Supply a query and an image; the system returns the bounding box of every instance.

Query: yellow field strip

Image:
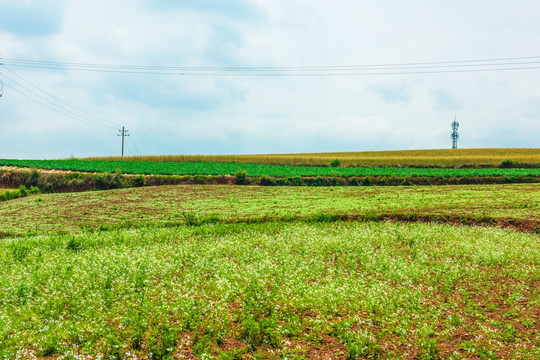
[83,148,540,166]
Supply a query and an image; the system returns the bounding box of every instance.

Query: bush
[133,175,145,187]
[287,176,302,186]
[18,185,28,197]
[349,177,359,186]
[330,159,341,167]
[234,169,248,185]
[258,175,276,186]
[4,190,15,201]
[500,159,516,168]
[361,176,374,186]
[94,172,125,190]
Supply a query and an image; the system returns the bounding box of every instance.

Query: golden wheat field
[85,148,540,166]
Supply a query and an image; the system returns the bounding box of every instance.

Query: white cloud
[1,0,540,158]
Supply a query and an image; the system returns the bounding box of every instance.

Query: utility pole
[117,126,129,157]
[451,115,459,149]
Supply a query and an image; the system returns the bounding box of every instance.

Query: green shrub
[133,175,146,187]
[29,169,41,186]
[500,159,515,168]
[4,190,16,200]
[349,177,359,186]
[94,173,125,190]
[234,169,248,185]
[193,175,208,184]
[259,175,276,186]
[287,176,302,186]
[330,159,341,167]
[18,185,28,197]
[361,176,374,186]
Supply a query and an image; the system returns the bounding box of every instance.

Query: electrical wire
[1,73,117,129]
[2,56,540,76]
[128,136,142,156]
[0,70,120,130]
[125,140,135,156]
[1,81,113,130]
[1,66,121,129]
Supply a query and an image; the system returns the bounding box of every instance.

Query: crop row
[84,147,540,166]
[3,159,540,177]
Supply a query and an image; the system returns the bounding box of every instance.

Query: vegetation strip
[2,159,540,177]
[1,183,538,237]
[1,167,540,198]
[1,222,539,359]
[84,147,540,166]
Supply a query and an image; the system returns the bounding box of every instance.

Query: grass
[83,148,540,166]
[1,164,539,358]
[0,185,40,202]
[0,222,538,359]
[0,183,539,236]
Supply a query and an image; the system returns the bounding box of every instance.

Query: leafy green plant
[133,175,146,187]
[500,159,516,168]
[18,185,28,197]
[234,169,248,185]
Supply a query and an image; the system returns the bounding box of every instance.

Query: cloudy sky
[1,0,539,159]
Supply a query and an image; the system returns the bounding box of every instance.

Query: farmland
[0,183,539,237]
[1,149,540,359]
[2,159,540,178]
[85,147,540,166]
[1,221,539,359]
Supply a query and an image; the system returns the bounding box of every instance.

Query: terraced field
[1,183,539,236]
[1,159,540,177]
[1,151,539,359]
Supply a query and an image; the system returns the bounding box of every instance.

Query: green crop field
[2,159,540,178]
[1,156,540,358]
[1,222,539,359]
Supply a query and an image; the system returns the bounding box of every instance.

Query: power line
[128,136,142,156]
[0,70,119,130]
[1,81,113,130]
[1,56,540,76]
[1,66,121,129]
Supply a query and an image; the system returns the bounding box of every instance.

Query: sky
[1,0,540,159]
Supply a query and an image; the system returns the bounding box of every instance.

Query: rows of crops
[2,159,540,177]
[2,222,539,358]
[85,147,540,166]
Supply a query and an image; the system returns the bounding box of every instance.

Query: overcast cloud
[1,0,539,159]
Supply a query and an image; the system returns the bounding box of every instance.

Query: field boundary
[1,167,540,195]
[2,210,538,239]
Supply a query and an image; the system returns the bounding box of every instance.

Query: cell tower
[451,115,459,149]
